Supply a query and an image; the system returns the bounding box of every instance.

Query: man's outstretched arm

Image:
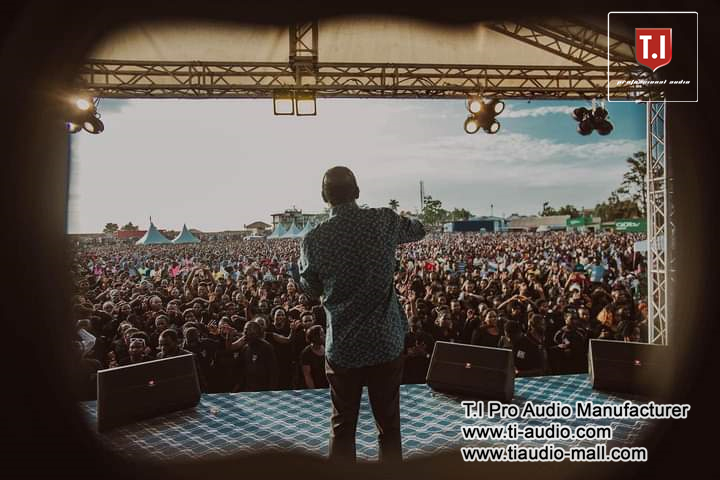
[397,213,426,244]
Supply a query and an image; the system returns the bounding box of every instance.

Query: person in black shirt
[502,320,543,377]
[269,308,294,389]
[550,309,588,374]
[182,326,221,391]
[156,329,192,359]
[119,337,152,365]
[301,325,329,389]
[471,309,501,347]
[227,319,278,392]
[402,315,434,384]
[433,308,461,343]
[460,307,481,344]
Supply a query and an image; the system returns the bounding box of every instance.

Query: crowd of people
[70,230,648,400]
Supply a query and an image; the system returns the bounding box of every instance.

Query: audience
[70,230,648,398]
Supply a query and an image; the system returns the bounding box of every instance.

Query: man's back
[299,202,425,368]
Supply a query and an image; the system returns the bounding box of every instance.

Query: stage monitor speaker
[426,341,514,402]
[589,339,670,398]
[97,353,201,432]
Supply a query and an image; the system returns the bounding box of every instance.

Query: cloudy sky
[67,98,645,233]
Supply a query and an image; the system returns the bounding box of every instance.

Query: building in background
[244,221,272,235]
[443,216,507,233]
[565,216,603,232]
[271,207,327,231]
[507,215,570,232]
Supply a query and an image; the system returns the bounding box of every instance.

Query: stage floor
[80,374,656,461]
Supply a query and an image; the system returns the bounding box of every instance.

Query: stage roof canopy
[91,17,632,67]
[82,16,645,100]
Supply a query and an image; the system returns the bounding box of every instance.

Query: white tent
[135,221,172,245]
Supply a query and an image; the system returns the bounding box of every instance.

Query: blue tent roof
[267,223,287,239]
[298,221,315,238]
[282,221,303,239]
[172,224,200,244]
[136,222,172,245]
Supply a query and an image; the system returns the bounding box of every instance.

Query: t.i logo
[635,28,672,71]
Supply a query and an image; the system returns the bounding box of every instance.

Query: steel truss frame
[76,20,669,343]
[80,61,647,99]
[486,19,636,68]
[647,100,668,345]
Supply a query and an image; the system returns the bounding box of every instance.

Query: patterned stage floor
[80,374,656,461]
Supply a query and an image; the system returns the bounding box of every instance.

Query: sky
[67,98,646,233]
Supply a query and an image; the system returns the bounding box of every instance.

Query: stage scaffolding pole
[646,99,668,345]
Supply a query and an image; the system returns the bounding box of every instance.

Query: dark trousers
[325,355,404,463]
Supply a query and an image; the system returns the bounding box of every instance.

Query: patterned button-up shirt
[299,201,426,368]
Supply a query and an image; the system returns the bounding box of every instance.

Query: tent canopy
[136,221,171,245]
[267,223,287,239]
[282,221,303,239]
[172,224,201,244]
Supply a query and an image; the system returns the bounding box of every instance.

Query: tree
[540,202,557,216]
[121,222,139,231]
[450,208,472,221]
[103,223,119,234]
[593,187,641,221]
[557,205,580,217]
[388,199,399,211]
[420,195,448,227]
[621,151,647,217]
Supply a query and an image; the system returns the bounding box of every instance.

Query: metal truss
[289,21,318,85]
[79,61,647,99]
[486,19,636,68]
[646,99,668,345]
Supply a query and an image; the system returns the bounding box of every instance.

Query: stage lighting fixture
[572,107,589,122]
[484,120,500,134]
[273,90,295,115]
[488,99,505,115]
[467,96,483,114]
[577,118,593,136]
[294,91,317,116]
[67,94,104,135]
[75,97,92,111]
[463,97,504,134]
[571,104,613,136]
[83,115,105,134]
[464,116,481,134]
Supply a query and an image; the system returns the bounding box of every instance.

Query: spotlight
[488,99,505,115]
[75,97,92,111]
[484,120,500,134]
[571,107,589,122]
[66,122,82,133]
[464,116,481,134]
[577,119,593,135]
[467,96,483,114]
[83,116,104,134]
[594,119,613,136]
[294,91,317,116]
[273,90,295,115]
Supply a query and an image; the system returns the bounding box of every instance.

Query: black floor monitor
[96,353,201,432]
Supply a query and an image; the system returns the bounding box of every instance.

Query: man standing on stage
[299,166,426,463]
